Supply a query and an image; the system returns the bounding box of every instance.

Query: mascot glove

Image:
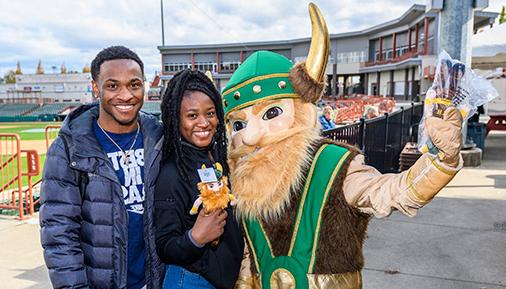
[425,107,463,167]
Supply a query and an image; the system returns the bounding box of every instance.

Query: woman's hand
[191,209,227,246]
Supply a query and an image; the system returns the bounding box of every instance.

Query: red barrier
[45,125,61,150]
[22,149,40,216]
[30,125,60,209]
[0,134,24,219]
[0,134,42,219]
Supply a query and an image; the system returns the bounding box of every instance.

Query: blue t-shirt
[319,115,336,130]
[93,121,145,289]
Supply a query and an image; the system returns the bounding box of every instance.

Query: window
[164,63,191,72]
[394,81,405,95]
[335,51,366,64]
[220,61,241,72]
[196,62,216,72]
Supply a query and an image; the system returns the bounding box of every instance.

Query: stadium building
[158,4,498,101]
[0,62,92,121]
[0,62,93,104]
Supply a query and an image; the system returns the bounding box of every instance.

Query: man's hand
[191,209,227,246]
[425,107,463,167]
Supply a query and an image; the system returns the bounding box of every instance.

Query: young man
[40,46,164,289]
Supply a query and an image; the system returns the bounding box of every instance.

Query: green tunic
[243,144,351,289]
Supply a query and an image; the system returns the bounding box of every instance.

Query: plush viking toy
[223,3,463,289]
[190,162,236,216]
[190,162,236,246]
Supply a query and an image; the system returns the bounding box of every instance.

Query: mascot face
[227,98,295,154]
[225,97,319,220]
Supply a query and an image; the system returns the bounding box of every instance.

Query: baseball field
[0,122,61,188]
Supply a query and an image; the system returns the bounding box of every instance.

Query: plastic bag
[418,50,498,154]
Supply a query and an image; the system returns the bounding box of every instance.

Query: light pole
[160,0,165,46]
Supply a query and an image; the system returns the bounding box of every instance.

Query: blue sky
[0,0,503,82]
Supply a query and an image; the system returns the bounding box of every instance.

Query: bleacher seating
[0,102,160,120]
[141,102,161,115]
[0,104,39,116]
[25,103,80,116]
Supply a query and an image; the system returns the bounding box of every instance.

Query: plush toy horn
[205,70,214,82]
[289,2,330,103]
[215,162,223,174]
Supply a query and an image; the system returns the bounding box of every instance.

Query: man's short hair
[91,46,144,81]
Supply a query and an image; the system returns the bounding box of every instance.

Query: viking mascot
[223,4,463,289]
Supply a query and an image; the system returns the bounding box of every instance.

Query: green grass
[0,123,55,214]
[0,154,46,189]
[0,122,61,140]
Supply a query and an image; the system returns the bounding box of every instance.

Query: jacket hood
[60,101,162,166]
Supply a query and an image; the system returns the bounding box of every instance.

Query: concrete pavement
[0,131,505,289]
[363,131,506,289]
[0,216,50,289]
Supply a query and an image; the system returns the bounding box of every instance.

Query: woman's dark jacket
[154,142,244,289]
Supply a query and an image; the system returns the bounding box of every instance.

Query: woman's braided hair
[161,69,229,178]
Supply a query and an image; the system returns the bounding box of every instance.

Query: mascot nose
[241,119,264,146]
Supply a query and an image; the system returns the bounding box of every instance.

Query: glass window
[394,81,405,95]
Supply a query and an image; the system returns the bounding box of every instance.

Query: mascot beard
[228,98,322,221]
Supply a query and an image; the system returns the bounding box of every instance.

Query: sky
[0,0,504,82]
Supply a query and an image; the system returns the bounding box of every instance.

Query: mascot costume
[223,4,463,289]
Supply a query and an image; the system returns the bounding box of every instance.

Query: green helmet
[222,51,297,118]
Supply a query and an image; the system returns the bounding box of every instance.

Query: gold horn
[305,3,330,83]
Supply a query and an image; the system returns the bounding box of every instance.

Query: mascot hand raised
[425,107,463,167]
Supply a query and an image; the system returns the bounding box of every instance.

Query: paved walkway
[363,130,506,288]
[0,132,504,289]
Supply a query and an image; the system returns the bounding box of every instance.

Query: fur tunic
[247,140,371,274]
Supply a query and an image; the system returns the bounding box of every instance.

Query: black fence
[323,103,423,173]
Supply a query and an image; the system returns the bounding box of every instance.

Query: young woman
[154,69,244,289]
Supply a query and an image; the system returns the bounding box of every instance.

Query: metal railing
[45,125,61,149]
[362,51,420,67]
[30,125,62,209]
[0,134,23,218]
[0,134,41,219]
[323,102,423,173]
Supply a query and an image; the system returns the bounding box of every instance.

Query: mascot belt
[243,145,360,289]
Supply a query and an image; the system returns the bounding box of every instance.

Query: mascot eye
[263,106,283,120]
[233,121,247,132]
